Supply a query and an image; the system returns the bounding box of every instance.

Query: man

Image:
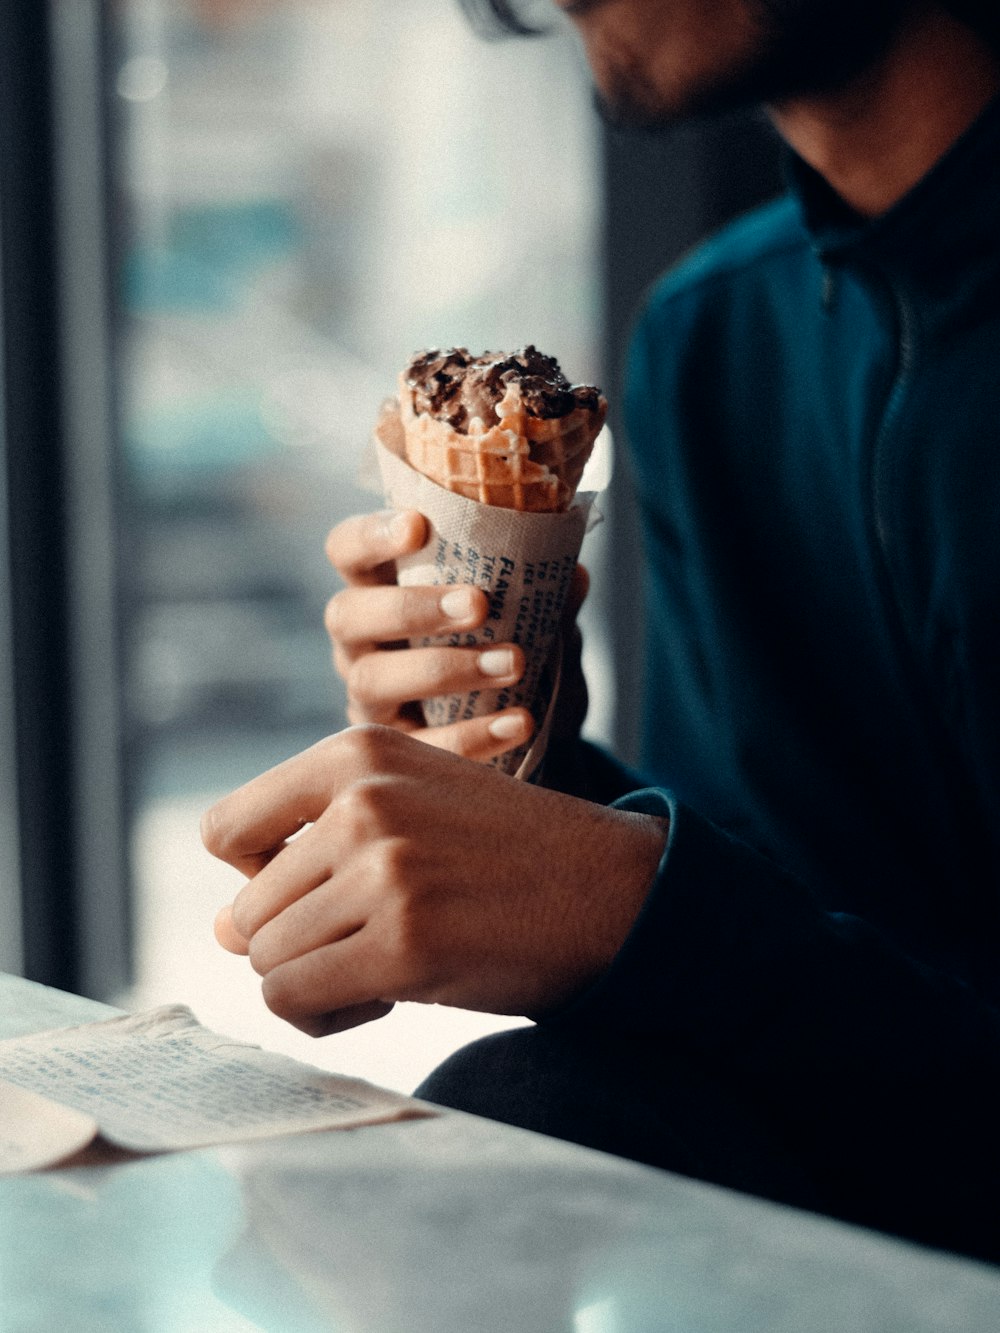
[202,0,1000,1260]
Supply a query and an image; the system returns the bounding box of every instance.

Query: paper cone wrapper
[375,404,599,779]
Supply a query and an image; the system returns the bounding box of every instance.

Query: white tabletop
[1,972,998,1332]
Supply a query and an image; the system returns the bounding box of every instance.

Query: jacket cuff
[539,737,650,805]
[550,788,817,1047]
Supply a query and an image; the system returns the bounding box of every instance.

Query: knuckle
[398,584,441,630]
[421,720,481,760]
[420,649,465,695]
[261,970,296,1021]
[331,720,414,776]
[353,696,405,735]
[336,720,391,767]
[386,509,425,555]
[346,655,382,708]
[398,584,429,628]
[324,516,360,572]
[366,832,409,886]
[246,933,272,977]
[335,775,392,839]
[324,592,349,642]
[333,643,354,682]
[200,804,233,859]
[229,894,258,944]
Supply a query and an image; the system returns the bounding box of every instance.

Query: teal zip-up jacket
[551,96,1000,1259]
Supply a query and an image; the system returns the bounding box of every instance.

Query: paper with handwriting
[0,1004,431,1173]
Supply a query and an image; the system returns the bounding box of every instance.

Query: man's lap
[414,1022,824,1214]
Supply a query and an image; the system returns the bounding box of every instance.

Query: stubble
[590,0,918,130]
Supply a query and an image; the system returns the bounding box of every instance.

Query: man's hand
[324,509,591,767]
[202,726,668,1036]
[325,509,534,764]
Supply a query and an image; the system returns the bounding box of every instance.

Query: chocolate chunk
[403,346,601,429]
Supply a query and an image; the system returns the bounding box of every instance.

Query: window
[2,0,777,1086]
[113,0,602,1086]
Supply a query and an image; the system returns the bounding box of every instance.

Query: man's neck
[768,6,1000,218]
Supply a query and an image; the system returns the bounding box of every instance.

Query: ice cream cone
[398,390,568,511]
[396,348,606,513]
[378,346,605,778]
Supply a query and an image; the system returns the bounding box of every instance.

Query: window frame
[0,0,131,997]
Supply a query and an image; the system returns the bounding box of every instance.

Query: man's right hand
[324,509,535,764]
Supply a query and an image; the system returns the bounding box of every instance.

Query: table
[2,973,998,1332]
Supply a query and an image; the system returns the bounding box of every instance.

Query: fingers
[325,582,488,655]
[201,733,360,875]
[201,728,460,1038]
[345,643,525,725]
[325,570,502,734]
[286,1000,396,1039]
[203,725,437,879]
[231,843,403,1035]
[230,835,340,945]
[415,707,533,762]
[261,929,404,1035]
[235,878,397,1035]
[214,904,249,955]
[325,509,427,587]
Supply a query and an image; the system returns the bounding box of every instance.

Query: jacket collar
[787,92,1000,308]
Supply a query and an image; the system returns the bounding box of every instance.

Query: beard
[593,0,918,130]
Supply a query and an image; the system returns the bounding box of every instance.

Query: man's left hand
[201,726,668,1035]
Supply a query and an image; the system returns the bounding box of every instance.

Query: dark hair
[459,0,1000,49]
[456,0,541,38]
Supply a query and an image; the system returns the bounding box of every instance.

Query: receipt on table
[0,1079,98,1173]
[0,1005,432,1172]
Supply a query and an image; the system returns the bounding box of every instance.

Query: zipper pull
[820,265,837,313]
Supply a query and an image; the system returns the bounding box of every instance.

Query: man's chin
[589,67,688,133]
[590,77,753,134]
[592,86,673,132]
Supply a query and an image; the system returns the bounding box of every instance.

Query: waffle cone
[398,376,606,513]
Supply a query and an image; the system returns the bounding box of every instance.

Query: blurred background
[0,0,778,1089]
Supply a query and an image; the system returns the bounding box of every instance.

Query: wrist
[596,807,670,958]
[553,800,669,1002]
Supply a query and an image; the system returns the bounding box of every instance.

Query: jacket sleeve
[540,736,649,806]
[556,787,1000,1262]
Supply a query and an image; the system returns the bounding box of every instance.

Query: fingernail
[478,648,516,678]
[380,510,412,543]
[440,588,476,621]
[489,713,529,741]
